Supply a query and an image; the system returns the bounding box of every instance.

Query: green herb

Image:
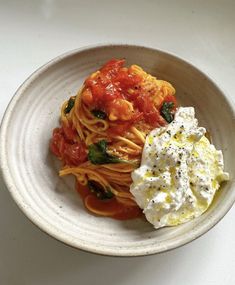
[64,97,75,114]
[91,109,107,120]
[160,102,174,123]
[87,180,114,200]
[88,140,126,164]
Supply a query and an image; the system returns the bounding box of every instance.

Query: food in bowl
[131,107,229,228]
[50,59,229,227]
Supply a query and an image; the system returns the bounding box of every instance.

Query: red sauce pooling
[77,184,142,220]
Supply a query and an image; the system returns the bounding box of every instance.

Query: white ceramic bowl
[1,44,235,256]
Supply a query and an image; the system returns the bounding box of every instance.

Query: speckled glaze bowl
[0,44,234,256]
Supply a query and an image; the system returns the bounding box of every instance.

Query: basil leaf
[87,180,114,200]
[91,109,107,120]
[88,140,125,164]
[64,97,75,114]
[160,101,174,123]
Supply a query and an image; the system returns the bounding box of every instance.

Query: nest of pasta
[50,59,177,219]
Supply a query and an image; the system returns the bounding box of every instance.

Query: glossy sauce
[82,59,169,130]
[77,184,142,220]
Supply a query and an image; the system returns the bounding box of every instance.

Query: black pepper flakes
[166,130,171,136]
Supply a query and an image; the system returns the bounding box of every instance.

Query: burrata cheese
[130,107,229,228]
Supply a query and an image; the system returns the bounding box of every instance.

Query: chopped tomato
[63,142,87,166]
[89,84,105,103]
[82,59,172,127]
[50,127,87,166]
[50,128,65,158]
[83,59,144,121]
[82,88,93,105]
[133,93,164,127]
[100,59,125,77]
[114,69,142,89]
[62,123,77,142]
[146,111,164,126]
[103,83,122,102]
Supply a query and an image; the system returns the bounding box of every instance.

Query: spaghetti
[50,59,177,220]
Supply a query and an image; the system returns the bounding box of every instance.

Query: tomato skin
[62,123,77,142]
[100,59,125,76]
[115,69,142,89]
[50,127,87,166]
[84,59,176,126]
[82,88,93,105]
[90,84,105,103]
[103,83,122,102]
[83,59,177,128]
[83,59,143,122]
[63,142,87,166]
[50,128,65,158]
[133,94,154,126]
[144,108,166,127]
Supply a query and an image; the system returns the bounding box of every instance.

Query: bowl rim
[0,43,235,257]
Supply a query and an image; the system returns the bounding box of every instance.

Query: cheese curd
[130,107,229,228]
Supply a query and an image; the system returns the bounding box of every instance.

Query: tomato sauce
[77,184,142,220]
[82,59,168,130]
[50,59,177,221]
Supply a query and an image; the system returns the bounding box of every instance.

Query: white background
[0,0,234,284]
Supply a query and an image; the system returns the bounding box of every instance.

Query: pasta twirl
[50,59,176,219]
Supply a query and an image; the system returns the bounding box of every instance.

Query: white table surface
[0,0,234,284]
